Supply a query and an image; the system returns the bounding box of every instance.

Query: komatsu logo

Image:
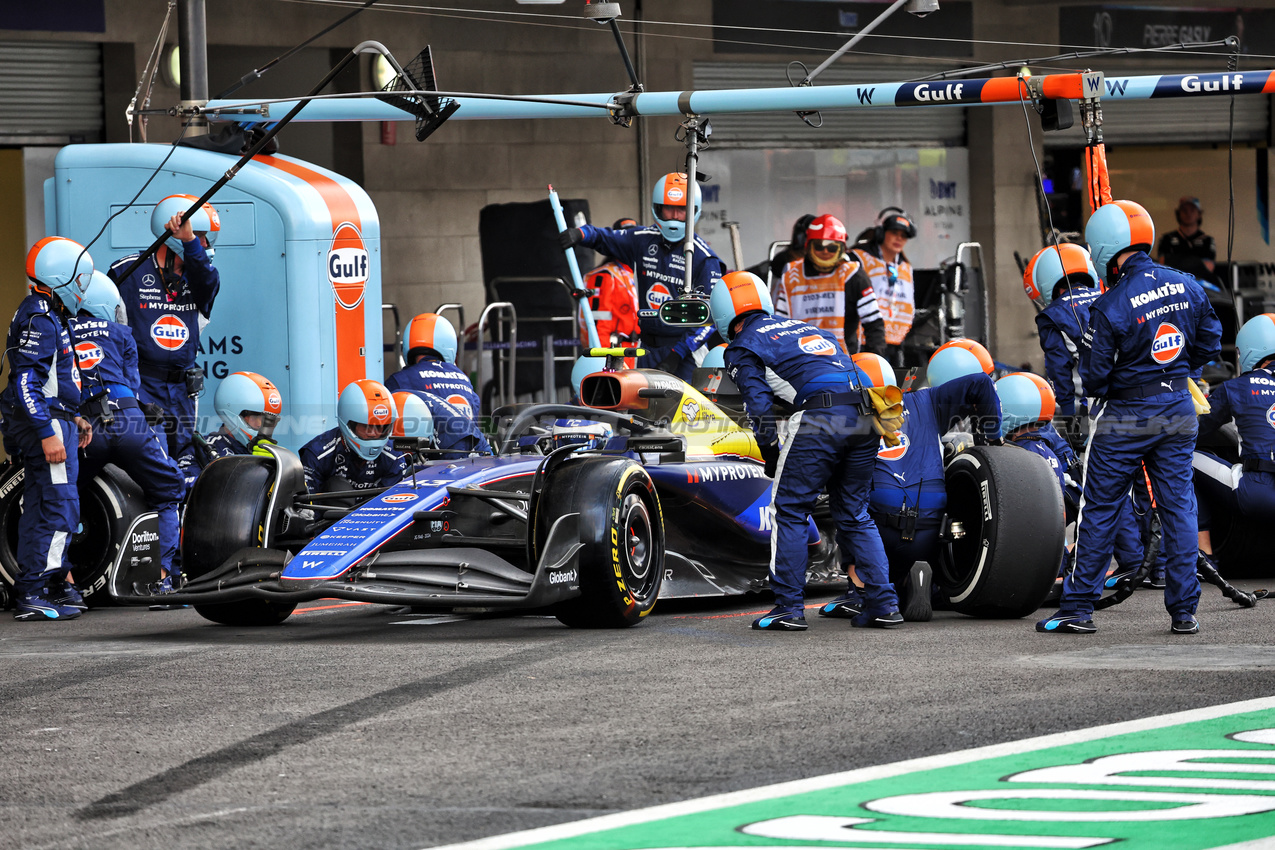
[911,82,964,102]
[328,222,368,309]
[1128,282,1186,307]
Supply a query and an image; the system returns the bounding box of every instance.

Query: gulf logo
[666,186,684,202]
[878,432,909,461]
[446,394,473,418]
[383,493,419,503]
[150,315,190,350]
[1151,322,1184,364]
[1267,403,1275,429]
[74,341,104,371]
[266,391,282,413]
[370,403,392,423]
[327,221,368,310]
[799,334,836,356]
[647,283,672,310]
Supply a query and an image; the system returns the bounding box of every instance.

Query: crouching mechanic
[300,380,407,494]
[71,272,186,595]
[1194,313,1275,572]
[385,313,480,419]
[711,271,901,630]
[1039,200,1222,636]
[1,237,94,619]
[177,371,283,491]
[391,390,492,460]
[559,173,726,380]
[1024,243,1102,424]
[821,346,1000,623]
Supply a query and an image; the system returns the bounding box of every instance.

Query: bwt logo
[328,222,368,310]
[149,315,190,350]
[929,179,957,199]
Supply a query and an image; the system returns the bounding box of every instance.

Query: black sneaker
[48,579,87,611]
[1171,615,1200,635]
[901,562,933,622]
[851,609,903,629]
[752,608,808,631]
[817,591,863,619]
[1036,613,1097,634]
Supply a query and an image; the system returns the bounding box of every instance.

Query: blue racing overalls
[176,429,248,492]
[724,313,898,615]
[399,390,493,459]
[385,359,481,420]
[1064,252,1222,618]
[299,428,408,494]
[1193,366,1275,535]
[1036,286,1100,417]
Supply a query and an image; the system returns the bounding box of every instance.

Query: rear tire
[533,456,664,628]
[938,445,1064,618]
[183,455,296,627]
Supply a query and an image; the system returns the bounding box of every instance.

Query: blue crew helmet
[26,236,93,314]
[571,355,606,400]
[151,194,220,257]
[1084,200,1154,282]
[1236,313,1275,373]
[927,345,986,388]
[402,312,459,364]
[392,391,436,443]
[709,271,773,341]
[80,271,127,323]
[995,372,1056,437]
[337,379,396,461]
[651,172,702,243]
[214,372,283,447]
[701,344,727,370]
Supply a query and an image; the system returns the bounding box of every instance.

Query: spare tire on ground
[938,445,1065,618]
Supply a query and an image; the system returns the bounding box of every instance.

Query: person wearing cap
[1038,200,1222,636]
[1156,196,1219,287]
[852,208,918,365]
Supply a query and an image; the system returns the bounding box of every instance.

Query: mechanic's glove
[140,402,165,427]
[864,386,904,448]
[1189,377,1211,415]
[249,436,277,457]
[656,351,684,374]
[759,441,780,478]
[559,227,585,250]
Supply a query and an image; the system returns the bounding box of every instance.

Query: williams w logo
[1106,78,1129,96]
[857,87,874,104]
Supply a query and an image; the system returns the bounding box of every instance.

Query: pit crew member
[300,379,407,494]
[773,214,886,357]
[1039,200,1222,636]
[1,237,93,620]
[71,272,186,595]
[1156,196,1218,287]
[384,312,480,419]
[391,390,492,460]
[177,371,283,490]
[1024,243,1102,420]
[578,220,641,349]
[710,270,900,631]
[559,173,727,380]
[108,195,221,458]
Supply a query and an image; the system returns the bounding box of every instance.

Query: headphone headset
[874,206,918,243]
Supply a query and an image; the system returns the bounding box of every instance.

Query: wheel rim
[620,493,658,602]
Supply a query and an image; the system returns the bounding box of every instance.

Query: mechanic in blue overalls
[560,173,726,380]
[71,272,187,595]
[108,195,221,459]
[820,346,1001,623]
[709,270,900,630]
[1038,200,1222,635]
[391,390,492,460]
[385,313,481,419]
[1,237,93,620]
[177,371,284,491]
[1193,313,1275,572]
[300,379,407,494]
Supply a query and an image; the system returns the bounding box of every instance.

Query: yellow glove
[866,386,905,447]
[251,438,277,457]
[1188,377,1210,416]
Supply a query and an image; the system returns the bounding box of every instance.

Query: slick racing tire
[938,445,1065,618]
[534,455,664,628]
[184,455,296,627]
[0,461,149,607]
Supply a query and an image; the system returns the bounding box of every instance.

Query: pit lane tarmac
[2,583,1273,850]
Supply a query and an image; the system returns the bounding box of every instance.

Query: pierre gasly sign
[434,697,1275,850]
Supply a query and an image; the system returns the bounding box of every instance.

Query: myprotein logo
[327,222,368,310]
[1151,322,1185,364]
[878,432,910,461]
[149,315,190,350]
[647,283,672,310]
[382,493,418,503]
[446,393,473,419]
[799,335,836,356]
[74,342,104,371]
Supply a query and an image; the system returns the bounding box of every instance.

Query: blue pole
[549,185,600,350]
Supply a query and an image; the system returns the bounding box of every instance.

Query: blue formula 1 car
[107,368,842,627]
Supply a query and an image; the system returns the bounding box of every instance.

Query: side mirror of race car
[659,298,711,327]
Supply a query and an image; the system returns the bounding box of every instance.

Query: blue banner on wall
[0,2,106,33]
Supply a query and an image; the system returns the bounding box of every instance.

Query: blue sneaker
[48,579,87,611]
[14,590,81,621]
[752,608,808,631]
[1171,615,1200,635]
[851,608,903,629]
[818,590,863,619]
[147,575,190,611]
[1036,613,1097,634]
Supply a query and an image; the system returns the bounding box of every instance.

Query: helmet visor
[809,240,843,254]
[654,204,687,222]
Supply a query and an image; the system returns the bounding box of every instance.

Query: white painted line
[390,615,468,626]
[426,696,1275,850]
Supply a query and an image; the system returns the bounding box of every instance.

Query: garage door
[0,41,104,143]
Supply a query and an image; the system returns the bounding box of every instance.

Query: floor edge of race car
[426,695,1275,850]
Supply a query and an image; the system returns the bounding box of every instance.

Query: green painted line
[431,697,1275,850]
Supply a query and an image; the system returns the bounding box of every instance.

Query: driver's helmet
[1024,243,1100,306]
[151,194,220,257]
[337,379,396,461]
[80,271,128,325]
[701,343,727,370]
[402,312,458,364]
[851,352,897,388]
[927,342,991,388]
[571,355,606,400]
[391,391,436,442]
[214,371,283,447]
[551,418,613,452]
[651,172,702,243]
[996,372,1056,437]
[26,236,93,314]
[709,271,773,341]
[804,214,848,272]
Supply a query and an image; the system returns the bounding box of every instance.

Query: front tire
[533,456,664,628]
